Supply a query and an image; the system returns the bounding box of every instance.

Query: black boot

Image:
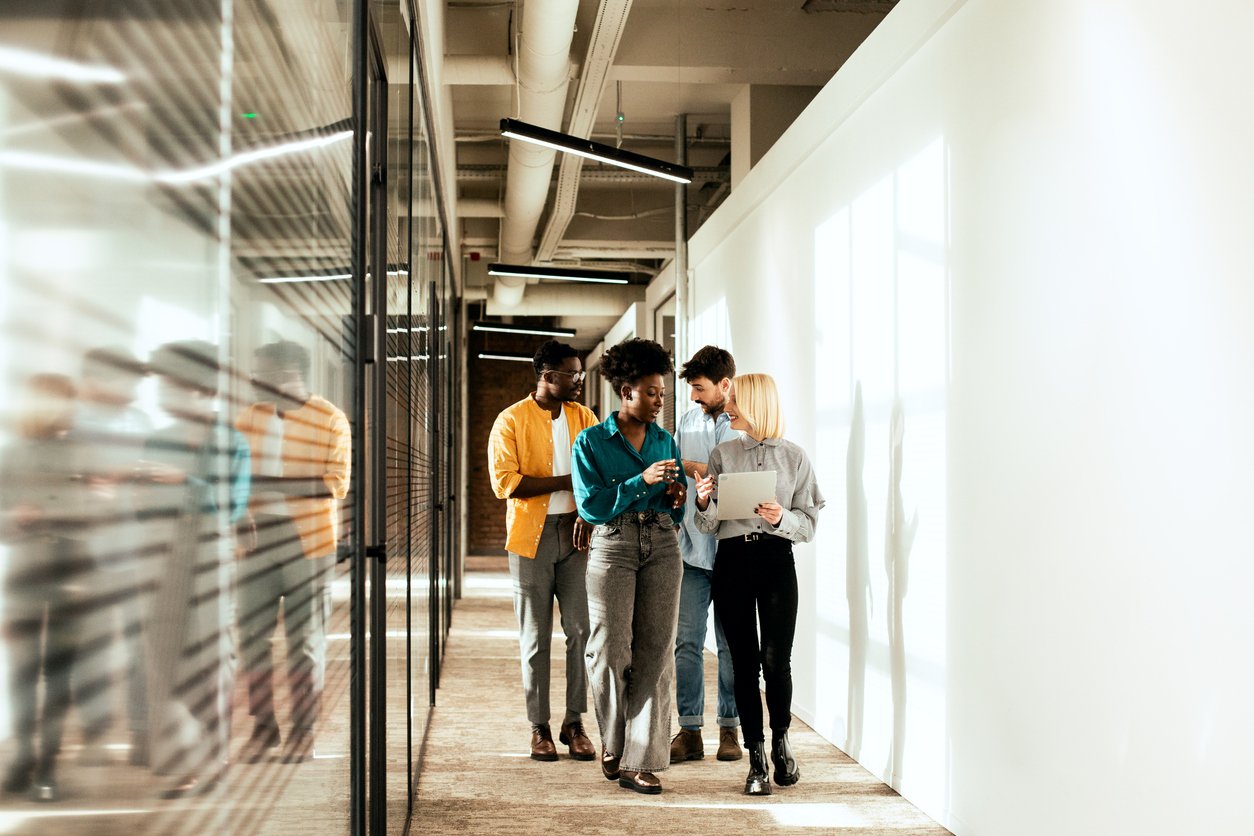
[770,729,800,786]
[744,741,772,796]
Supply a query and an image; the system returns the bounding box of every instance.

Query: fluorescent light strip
[1,131,352,184]
[386,327,429,333]
[159,130,353,183]
[500,126,692,184]
[387,355,430,362]
[258,273,351,284]
[472,324,575,337]
[0,46,125,83]
[488,267,628,284]
[478,353,534,363]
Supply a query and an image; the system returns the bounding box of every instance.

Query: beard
[699,395,726,415]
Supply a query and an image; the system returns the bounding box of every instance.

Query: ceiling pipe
[535,0,636,263]
[444,54,514,85]
[486,283,645,316]
[496,0,581,309]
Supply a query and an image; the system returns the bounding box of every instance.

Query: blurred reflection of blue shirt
[675,407,737,570]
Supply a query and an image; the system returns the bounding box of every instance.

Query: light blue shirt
[674,407,738,570]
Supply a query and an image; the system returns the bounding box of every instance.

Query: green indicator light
[241,113,258,118]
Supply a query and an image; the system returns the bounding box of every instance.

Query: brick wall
[466,331,548,556]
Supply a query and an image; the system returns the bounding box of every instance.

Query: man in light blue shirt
[670,346,742,763]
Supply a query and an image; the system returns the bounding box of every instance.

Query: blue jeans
[674,562,738,730]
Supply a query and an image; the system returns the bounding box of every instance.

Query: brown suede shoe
[558,720,596,761]
[530,725,558,761]
[601,748,621,780]
[619,770,662,794]
[669,728,704,763]
[717,726,743,761]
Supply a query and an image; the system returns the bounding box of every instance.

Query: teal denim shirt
[572,413,687,527]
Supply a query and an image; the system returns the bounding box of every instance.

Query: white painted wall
[688,0,1254,833]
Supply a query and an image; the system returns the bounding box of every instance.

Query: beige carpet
[411,557,950,835]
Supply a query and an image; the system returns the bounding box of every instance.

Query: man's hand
[755,497,784,526]
[573,517,593,551]
[666,480,687,510]
[693,471,715,511]
[642,459,680,486]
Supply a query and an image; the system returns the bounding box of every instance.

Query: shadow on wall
[812,135,947,805]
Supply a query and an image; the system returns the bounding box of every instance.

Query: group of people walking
[489,338,824,795]
[0,339,348,802]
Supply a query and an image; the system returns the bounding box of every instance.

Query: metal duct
[443,54,514,85]
[495,0,581,308]
[486,284,645,317]
[535,0,635,262]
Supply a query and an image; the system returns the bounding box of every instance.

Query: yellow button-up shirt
[236,395,352,559]
[488,395,599,559]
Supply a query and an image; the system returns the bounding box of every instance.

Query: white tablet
[715,471,778,521]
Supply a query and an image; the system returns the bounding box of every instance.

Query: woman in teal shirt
[572,338,686,795]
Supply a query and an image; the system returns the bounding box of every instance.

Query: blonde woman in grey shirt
[692,373,825,796]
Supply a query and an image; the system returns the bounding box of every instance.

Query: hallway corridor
[412,557,950,835]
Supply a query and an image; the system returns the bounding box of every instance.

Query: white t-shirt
[256,411,291,517]
[547,406,576,515]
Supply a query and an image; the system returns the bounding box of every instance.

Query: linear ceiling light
[473,321,576,338]
[478,352,536,363]
[500,118,694,184]
[487,262,630,285]
[258,273,351,284]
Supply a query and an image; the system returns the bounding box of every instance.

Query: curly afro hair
[599,337,674,396]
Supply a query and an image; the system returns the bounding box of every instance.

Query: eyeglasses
[548,370,586,383]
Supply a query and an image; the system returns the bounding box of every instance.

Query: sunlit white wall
[688,0,1254,832]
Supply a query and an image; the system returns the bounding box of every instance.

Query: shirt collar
[738,434,780,449]
[605,412,662,440]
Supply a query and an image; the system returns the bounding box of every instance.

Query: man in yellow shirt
[488,340,599,762]
[235,341,350,764]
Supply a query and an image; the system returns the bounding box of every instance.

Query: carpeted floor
[411,556,951,835]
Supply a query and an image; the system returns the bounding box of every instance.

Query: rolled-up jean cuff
[678,715,703,728]
[717,716,740,728]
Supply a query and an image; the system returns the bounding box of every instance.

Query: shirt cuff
[773,507,801,541]
[622,473,650,501]
[694,502,719,535]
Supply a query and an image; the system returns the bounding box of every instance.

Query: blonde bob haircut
[730,373,785,439]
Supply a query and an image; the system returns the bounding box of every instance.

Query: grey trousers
[508,513,590,726]
[585,511,683,774]
[238,515,330,732]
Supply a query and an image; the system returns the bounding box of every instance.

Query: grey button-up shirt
[675,407,738,570]
[695,435,825,543]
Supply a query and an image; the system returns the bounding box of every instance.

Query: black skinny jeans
[711,535,798,745]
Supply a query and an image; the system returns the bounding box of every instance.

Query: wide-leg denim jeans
[585,511,683,774]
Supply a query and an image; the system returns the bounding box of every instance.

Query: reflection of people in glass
[487,340,598,763]
[142,341,249,798]
[0,374,87,802]
[694,373,825,796]
[234,341,350,763]
[572,338,687,795]
[71,347,154,767]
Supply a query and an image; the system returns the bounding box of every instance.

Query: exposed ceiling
[446,0,890,343]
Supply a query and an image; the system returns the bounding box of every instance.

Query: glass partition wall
[0,2,457,834]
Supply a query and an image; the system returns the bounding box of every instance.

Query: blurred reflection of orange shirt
[488,397,598,559]
[236,396,350,559]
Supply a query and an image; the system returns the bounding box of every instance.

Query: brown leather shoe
[558,720,596,761]
[618,770,662,794]
[601,747,621,780]
[669,728,704,763]
[717,726,743,761]
[530,725,558,762]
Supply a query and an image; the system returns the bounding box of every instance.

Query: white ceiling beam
[534,0,636,263]
[609,65,835,86]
